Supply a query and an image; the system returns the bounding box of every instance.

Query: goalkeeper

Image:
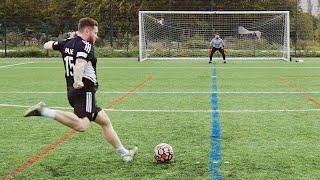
[209,35,226,64]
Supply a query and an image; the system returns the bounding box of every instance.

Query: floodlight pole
[3,0,7,57]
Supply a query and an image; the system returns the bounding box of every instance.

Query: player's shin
[41,107,56,118]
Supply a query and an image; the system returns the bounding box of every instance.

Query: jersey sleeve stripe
[76,52,88,58]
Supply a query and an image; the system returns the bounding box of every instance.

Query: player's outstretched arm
[43,41,55,50]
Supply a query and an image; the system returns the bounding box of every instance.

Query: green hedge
[2,46,320,58]
[95,48,139,57]
[0,46,139,58]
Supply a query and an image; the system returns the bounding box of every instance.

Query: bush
[95,48,139,57]
[6,32,24,46]
[0,46,47,57]
[0,46,139,58]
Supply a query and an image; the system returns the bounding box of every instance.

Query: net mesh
[139,11,290,61]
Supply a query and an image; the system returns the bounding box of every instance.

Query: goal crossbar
[139,11,290,14]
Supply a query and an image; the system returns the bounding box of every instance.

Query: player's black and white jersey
[52,36,98,88]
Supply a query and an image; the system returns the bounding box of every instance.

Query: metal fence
[1,0,320,57]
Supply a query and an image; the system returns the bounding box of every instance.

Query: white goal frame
[139,11,290,61]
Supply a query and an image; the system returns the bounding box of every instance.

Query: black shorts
[67,85,101,121]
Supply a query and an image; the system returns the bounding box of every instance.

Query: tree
[49,0,77,36]
[0,0,313,50]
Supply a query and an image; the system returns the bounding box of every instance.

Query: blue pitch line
[210,62,222,180]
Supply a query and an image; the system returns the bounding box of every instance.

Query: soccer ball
[154,143,174,163]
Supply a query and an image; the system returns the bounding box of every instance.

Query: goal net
[139,11,290,61]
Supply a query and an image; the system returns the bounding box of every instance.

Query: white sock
[41,108,55,118]
[117,146,129,157]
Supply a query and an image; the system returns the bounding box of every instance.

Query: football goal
[139,11,290,61]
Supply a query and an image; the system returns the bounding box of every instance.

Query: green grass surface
[0,58,320,179]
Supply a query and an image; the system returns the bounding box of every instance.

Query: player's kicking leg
[94,110,138,162]
[24,102,91,132]
[24,102,138,162]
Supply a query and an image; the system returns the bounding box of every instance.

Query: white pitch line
[0,103,72,110]
[0,62,34,69]
[1,103,320,113]
[4,66,212,69]
[9,66,320,69]
[221,109,320,113]
[217,67,320,69]
[103,109,320,113]
[208,91,320,94]
[103,109,212,113]
[2,91,320,94]
[0,92,66,94]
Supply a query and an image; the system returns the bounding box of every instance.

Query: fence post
[109,0,113,48]
[3,0,7,57]
[295,0,298,57]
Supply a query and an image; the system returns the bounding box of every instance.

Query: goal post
[139,11,290,61]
